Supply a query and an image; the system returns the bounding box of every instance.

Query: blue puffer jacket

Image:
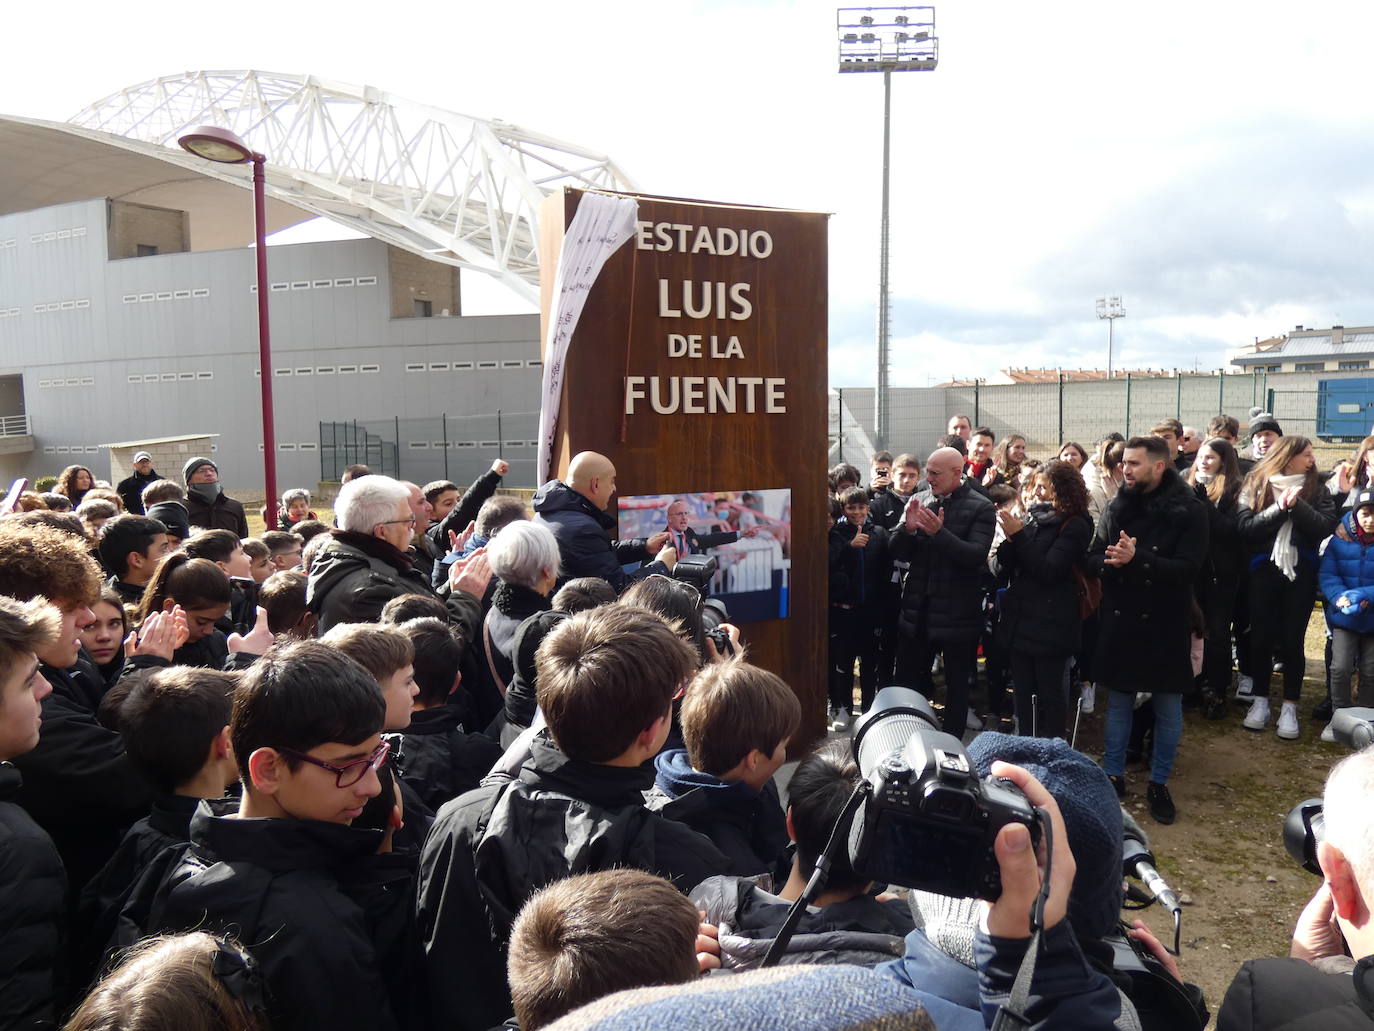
[1319,511,1374,634]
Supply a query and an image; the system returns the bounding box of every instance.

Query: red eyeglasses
[276,740,390,788]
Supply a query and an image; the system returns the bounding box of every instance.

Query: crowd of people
[0,431,1371,1030]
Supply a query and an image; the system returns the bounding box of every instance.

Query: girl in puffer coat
[1317,488,1374,742]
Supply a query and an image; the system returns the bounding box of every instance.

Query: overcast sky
[5,0,1372,386]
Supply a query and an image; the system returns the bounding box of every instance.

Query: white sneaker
[1276,703,1300,740]
[831,707,850,732]
[1236,674,1255,701]
[1243,697,1271,730]
[966,711,984,731]
[1079,683,1096,715]
[1321,722,1338,744]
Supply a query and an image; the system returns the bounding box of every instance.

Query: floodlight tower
[1096,295,1126,379]
[838,6,938,450]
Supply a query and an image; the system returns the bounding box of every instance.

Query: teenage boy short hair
[551,577,616,614]
[893,453,920,471]
[0,521,102,608]
[259,571,310,635]
[182,529,240,565]
[230,641,385,783]
[475,495,530,539]
[300,534,330,574]
[682,659,800,778]
[241,538,269,565]
[319,623,414,683]
[397,617,463,707]
[98,515,169,580]
[987,483,1017,507]
[291,519,331,543]
[508,869,700,1031]
[537,605,696,763]
[1150,418,1183,439]
[379,592,451,626]
[113,668,238,793]
[422,480,458,505]
[839,487,869,510]
[0,595,61,696]
[260,531,300,560]
[788,739,867,894]
[140,480,185,508]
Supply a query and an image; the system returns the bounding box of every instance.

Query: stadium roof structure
[0,70,638,302]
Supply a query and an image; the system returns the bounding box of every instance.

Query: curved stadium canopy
[0,70,637,302]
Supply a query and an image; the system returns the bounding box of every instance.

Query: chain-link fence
[832,370,1373,463]
[320,410,541,487]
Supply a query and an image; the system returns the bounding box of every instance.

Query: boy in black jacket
[129,641,421,1031]
[392,617,502,811]
[0,595,68,1030]
[646,657,798,884]
[0,521,154,893]
[828,487,891,728]
[417,604,730,1031]
[76,666,239,985]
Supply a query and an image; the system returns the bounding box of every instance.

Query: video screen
[617,488,792,622]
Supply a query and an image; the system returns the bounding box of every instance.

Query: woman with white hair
[483,516,557,692]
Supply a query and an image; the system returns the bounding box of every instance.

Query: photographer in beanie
[182,457,249,538]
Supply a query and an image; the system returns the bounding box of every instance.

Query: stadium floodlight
[836,6,939,450]
[1096,295,1126,379]
[178,125,279,528]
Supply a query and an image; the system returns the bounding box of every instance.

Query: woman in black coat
[1235,435,1339,740]
[992,459,1093,739]
[1186,437,1245,719]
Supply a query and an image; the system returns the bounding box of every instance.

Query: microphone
[1121,808,1182,954]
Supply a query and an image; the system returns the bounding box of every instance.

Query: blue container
[1317,378,1374,443]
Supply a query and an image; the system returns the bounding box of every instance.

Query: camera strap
[991,808,1055,1031]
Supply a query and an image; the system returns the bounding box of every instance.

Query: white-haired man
[1218,745,1374,1028]
[307,475,489,634]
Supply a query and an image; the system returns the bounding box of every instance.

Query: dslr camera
[847,687,1039,900]
[1284,798,1325,876]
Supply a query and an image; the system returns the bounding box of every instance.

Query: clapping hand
[125,605,190,661]
[1104,531,1137,567]
[228,606,274,655]
[449,547,492,598]
[996,508,1024,536]
[911,504,945,536]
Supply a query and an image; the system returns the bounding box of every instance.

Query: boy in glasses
[418,604,730,1031]
[126,641,419,1031]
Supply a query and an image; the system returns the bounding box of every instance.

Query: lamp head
[178,125,257,164]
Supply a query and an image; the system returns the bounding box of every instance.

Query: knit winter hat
[1248,413,1283,437]
[146,501,191,540]
[966,732,1124,941]
[182,457,218,485]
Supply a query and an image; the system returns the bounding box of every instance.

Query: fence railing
[0,414,30,437]
[320,410,542,487]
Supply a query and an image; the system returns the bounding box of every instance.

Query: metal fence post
[1218,369,1225,414]
[394,415,401,477]
[1125,374,1132,436]
[1057,373,1064,445]
[974,379,981,427]
[1176,372,1183,419]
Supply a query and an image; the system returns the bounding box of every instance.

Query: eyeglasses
[376,515,417,528]
[645,572,701,601]
[276,740,390,788]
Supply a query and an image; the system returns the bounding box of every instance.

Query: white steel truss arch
[69,70,638,302]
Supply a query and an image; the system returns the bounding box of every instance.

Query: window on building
[1339,360,1370,371]
[412,299,433,318]
[1265,364,1282,372]
[1296,362,1327,372]
[135,244,159,257]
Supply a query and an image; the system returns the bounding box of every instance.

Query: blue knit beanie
[966,732,1123,941]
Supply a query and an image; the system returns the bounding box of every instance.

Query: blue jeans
[1103,691,1183,784]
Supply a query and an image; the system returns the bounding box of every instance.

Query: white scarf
[1258,472,1308,581]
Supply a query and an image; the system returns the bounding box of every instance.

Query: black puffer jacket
[889,481,996,643]
[1084,469,1209,694]
[1218,955,1374,1031]
[394,707,503,813]
[500,610,568,735]
[129,799,422,1031]
[992,506,1093,657]
[828,519,890,608]
[14,665,154,893]
[416,736,730,1031]
[1235,487,1339,561]
[480,582,551,695]
[531,480,662,592]
[427,468,504,563]
[0,763,66,1031]
[691,875,912,969]
[308,530,481,636]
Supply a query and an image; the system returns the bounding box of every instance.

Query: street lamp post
[1095,294,1126,379]
[838,6,938,450]
[178,126,278,529]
